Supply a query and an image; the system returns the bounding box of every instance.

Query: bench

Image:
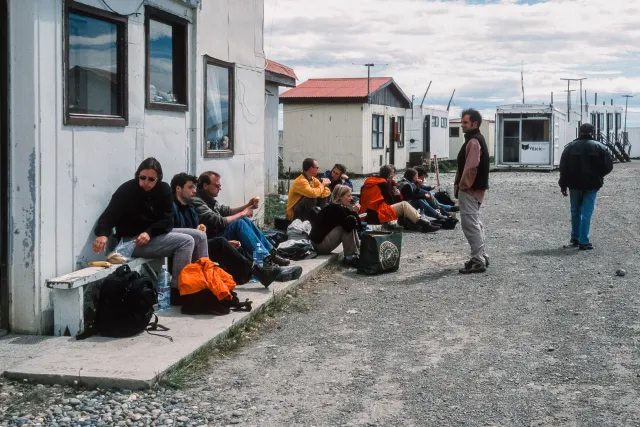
[47,258,161,337]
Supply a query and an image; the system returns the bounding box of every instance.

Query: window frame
[145,6,189,112]
[64,1,128,127]
[441,118,448,128]
[203,55,235,158]
[397,116,405,148]
[372,114,385,149]
[432,116,439,127]
[449,127,460,137]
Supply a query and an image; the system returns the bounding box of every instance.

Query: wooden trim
[145,6,189,112]
[203,55,235,158]
[64,1,129,126]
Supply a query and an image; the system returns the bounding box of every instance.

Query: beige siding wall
[449,120,495,159]
[362,104,409,174]
[282,104,363,174]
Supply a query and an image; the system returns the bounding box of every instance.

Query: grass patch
[156,289,311,390]
[263,195,286,228]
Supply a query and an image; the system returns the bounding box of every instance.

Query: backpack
[96,264,169,339]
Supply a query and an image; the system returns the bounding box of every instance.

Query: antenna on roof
[420,81,432,108]
[521,62,525,104]
[446,89,456,112]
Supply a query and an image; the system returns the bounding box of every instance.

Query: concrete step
[2,253,338,389]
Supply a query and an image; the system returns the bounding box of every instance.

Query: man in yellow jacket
[286,158,331,221]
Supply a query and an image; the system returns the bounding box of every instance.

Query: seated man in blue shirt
[396,168,450,221]
[321,163,354,193]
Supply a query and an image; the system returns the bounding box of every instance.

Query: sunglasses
[139,176,157,182]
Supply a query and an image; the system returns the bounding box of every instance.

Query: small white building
[494,104,578,170]
[406,106,451,165]
[626,127,640,158]
[448,118,496,160]
[280,77,412,175]
[264,60,297,195]
[1,0,267,334]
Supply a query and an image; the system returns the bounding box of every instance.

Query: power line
[561,78,586,122]
[622,94,634,135]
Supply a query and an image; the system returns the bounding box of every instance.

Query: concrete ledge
[3,252,339,389]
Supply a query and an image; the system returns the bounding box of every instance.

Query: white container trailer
[406,105,450,165]
[495,104,578,170]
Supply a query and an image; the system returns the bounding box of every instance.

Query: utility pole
[561,78,586,122]
[623,94,634,135]
[521,62,525,104]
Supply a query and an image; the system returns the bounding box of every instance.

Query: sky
[265,0,639,128]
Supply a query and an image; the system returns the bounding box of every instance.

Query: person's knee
[194,230,207,245]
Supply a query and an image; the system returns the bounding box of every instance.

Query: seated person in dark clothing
[396,168,451,221]
[320,163,354,193]
[191,171,291,267]
[286,158,330,221]
[92,158,208,289]
[309,185,361,267]
[359,165,439,233]
[415,167,459,212]
[171,173,301,287]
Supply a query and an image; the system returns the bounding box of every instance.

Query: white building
[448,118,496,160]
[280,77,412,175]
[264,60,296,195]
[1,0,267,334]
[627,128,640,158]
[406,106,451,165]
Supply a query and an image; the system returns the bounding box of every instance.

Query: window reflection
[206,63,231,151]
[149,19,175,104]
[68,13,119,116]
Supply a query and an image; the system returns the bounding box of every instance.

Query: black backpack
[96,264,169,339]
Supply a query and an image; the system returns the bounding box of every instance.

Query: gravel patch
[2,164,640,426]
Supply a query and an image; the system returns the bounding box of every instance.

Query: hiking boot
[563,239,579,249]
[252,263,281,288]
[275,265,303,282]
[269,250,291,266]
[484,255,490,267]
[459,260,486,274]
[448,206,460,212]
[342,254,359,267]
[417,219,439,233]
[579,243,594,251]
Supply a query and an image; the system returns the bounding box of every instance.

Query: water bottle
[157,265,172,312]
[250,243,268,282]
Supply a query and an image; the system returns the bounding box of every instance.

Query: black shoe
[269,250,291,266]
[563,239,579,249]
[276,265,303,282]
[484,255,490,267]
[579,243,594,251]
[417,219,440,233]
[459,260,486,274]
[448,206,460,213]
[342,254,359,267]
[252,263,281,288]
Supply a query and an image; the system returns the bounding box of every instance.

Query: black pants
[207,237,252,285]
[292,196,328,222]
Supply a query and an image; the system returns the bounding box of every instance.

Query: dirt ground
[2,163,640,427]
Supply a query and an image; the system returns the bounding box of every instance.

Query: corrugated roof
[265,60,298,81]
[280,77,392,99]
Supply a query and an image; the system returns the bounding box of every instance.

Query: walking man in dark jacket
[454,109,490,274]
[559,123,613,250]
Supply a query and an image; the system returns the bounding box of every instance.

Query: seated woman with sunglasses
[92,157,208,290]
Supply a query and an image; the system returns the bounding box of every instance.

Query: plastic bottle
[157,265,172,312]
[250,242,268,282]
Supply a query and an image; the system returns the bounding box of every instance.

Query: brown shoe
[269,251,291,266]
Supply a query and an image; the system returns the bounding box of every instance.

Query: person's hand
[416,178,424,186]
[321,178,331,186]
[249,196,260,209]
[135,232,151,247]
[243,207,254,218]
[393,188,401,196]
[341,174,349,181]
[229,240,241,249]
[561,188,568,197]
[93,236,108,254]
[197,224,207,233]
[352,203,361,213]
[425,193,432,199]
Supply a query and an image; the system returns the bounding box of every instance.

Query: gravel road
[2,163,640,426]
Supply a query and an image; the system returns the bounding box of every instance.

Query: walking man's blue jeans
[569,189,598,245]
[215,217,274,257]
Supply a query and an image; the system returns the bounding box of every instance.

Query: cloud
[266,0,640,126]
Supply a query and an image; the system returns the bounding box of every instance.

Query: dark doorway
[423,115,431,153]
[389,117,395,166]
[1,0,9,329]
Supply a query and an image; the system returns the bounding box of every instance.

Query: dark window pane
[149,19,175,103]
[68,13,119,115]
[206,63,231,151]
[521,119,548,142]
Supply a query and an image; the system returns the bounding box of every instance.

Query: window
[607,113,613,131]
[615,112,622,129]
[65,1,128,126]
[521,119,549,142]
[204,56,235,157]
[372,115,384,149]
[449,127,460,137]
[145,7,188,111]
[432,116,439,127]
[397,117,405,147]
[441,118,448,128]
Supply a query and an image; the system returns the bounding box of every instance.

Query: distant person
[559,123,613,250]
[415,167,459,213]
[396,168,450,221]
[192,171,291,266]
[454,109,490,274]
[321,163,354,192]
[93,158,208,289]
[286,158,331,221]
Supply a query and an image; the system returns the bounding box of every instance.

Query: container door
[502,119,520,163]
[423,115,431,153]
[520,117,551,165]
[553,114,561,166]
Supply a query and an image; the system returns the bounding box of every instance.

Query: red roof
[265,60,298,81]
[280,77,392,99]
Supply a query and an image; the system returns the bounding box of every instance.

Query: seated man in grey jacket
[191,171,291,266]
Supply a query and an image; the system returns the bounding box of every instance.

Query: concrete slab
[3,253,338,389]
